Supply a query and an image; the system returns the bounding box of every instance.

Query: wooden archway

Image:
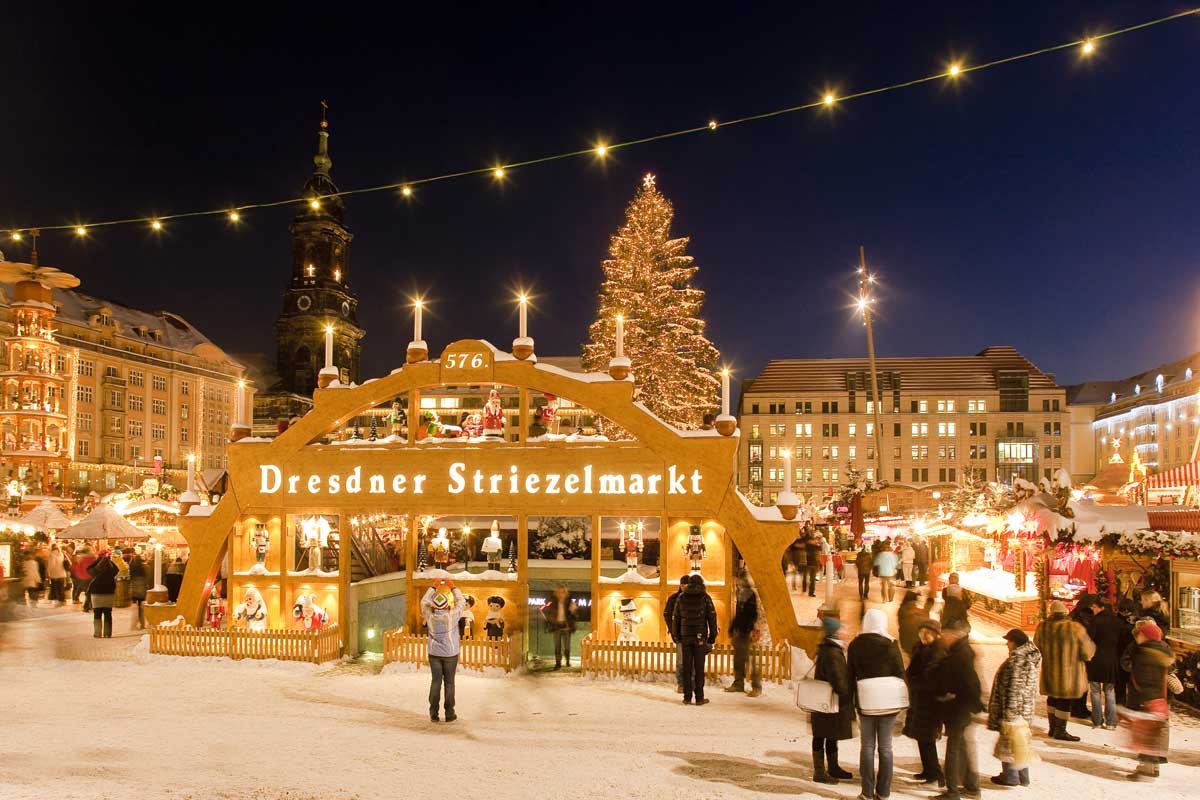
[166,341,819,652]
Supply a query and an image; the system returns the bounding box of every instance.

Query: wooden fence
[149,624,343,664]
[382,627,524,672]
[581,635,791,682]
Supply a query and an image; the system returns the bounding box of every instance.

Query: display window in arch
[289,514,340,576]
[348,513,409,574]
[414,514,518,579]
[527,516,592,565]
[598,516,661,583]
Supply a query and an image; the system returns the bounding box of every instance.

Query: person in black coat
[940,584,969,631]
[803,531,821,597]
[671,574,718,705]
[1085,597,1127,729]
[811,616,854,784]
[913,539,931,585]
[933,619,983,800]
[541,585,578,670]
[904,618,945,786]
[725,573,762,696]
[663,576,688,692]
[86,552,120,639]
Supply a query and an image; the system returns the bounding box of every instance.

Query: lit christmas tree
[506,541,517,574]
[582,174,720,431]
[368,414,378,441]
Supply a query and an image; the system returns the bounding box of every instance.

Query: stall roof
[67,504,150,540]
[19,499,71,531]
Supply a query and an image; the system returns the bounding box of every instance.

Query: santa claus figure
[481,519,503,571]
[540,393,560,436]
[430,527,451,568]
[206,589,226,629]
[234,587,268,631]
[482,388,505,439]
[292,593,328,630]
[249,523,270,574]
[462,412,484,439]
[684,524,706,573]
[623,523,643,571]
[616,598,642,643]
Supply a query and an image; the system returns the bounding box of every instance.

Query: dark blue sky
[2,2,1197,387]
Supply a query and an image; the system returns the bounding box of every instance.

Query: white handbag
[791,645,839,714]
[856,676,908,715]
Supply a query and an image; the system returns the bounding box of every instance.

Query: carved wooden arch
[171,340,819,652]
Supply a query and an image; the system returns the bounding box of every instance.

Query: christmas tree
[582,174,720,431]
[369,414,378,441]
[506,541,517,574]
[416,538,428,572]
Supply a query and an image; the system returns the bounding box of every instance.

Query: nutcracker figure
[458,595,477,639]
[430,527,451,569]
[615,598,642,642]
[249,522,270,574]
[684,524,706,573]
[206,588,226,629]
[482,387,505,439]
[481,519,503,571]
[299,516,328,573]
[623,522,643,571]
[389,400,406,437]
[234,587,268,631]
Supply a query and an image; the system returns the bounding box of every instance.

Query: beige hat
[1049,600,1068,615]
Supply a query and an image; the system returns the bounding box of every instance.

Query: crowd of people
[12,543,156,634]
[796,564,1184,797]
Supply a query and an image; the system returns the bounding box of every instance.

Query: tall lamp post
[857,247,885,483]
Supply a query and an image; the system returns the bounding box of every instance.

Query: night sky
[2,2,1197,389]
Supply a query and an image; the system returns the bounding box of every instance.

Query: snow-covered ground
[1,597,1197,800]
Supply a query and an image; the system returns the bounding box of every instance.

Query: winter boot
[812,749,838,785]
[93,617,102,638]
[1053,716,1081,742]
[724,682,745,693]
[746,687,762,698]
[828,763,852,780]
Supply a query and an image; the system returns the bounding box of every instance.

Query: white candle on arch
[414,300,424,342]
[518,294,528,338]
[615,314,625,359]
[324,325,334,370]
[721,368,731,417]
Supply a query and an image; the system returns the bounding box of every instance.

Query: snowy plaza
[3,582,1198,800]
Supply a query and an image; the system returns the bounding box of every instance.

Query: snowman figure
[615,598,642,643]
[482,387,505,439]
[481,520,504,572]
[430,527,451,569]
[234,586,268,631]
[292,593,328,630]
[684,524,706,573]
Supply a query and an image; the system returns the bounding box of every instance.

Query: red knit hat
[1139,622,1163,642]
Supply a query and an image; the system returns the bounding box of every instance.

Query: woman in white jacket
[421,579,466,723]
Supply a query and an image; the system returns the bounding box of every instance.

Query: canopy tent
[66,503,150,540]
[1148,461,1200,490]
[19,499,71,532]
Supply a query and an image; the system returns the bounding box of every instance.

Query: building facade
[254,116,364,433]
[737,346,1070,509]
[1068,352,1200,488]
[0,287,245,495]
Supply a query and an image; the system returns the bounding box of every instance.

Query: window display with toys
[412,515,519,580]
[598,516,661,582]
[292,514,340,576]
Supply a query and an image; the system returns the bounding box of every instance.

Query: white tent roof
[66,503,150,540]
[19,499,71,531]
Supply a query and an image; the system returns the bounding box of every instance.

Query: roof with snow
[1066,350,1199,407]
[44,288,240,366]
[744,346,1060,394]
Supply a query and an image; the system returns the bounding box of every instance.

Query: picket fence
[581,635,791,682]
[149,623,343,664]
[383,627,524,672]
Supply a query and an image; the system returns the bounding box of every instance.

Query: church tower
[273,110,364,395]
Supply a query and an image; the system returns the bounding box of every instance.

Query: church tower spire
[271,104,364,397]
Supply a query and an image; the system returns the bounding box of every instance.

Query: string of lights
[5,7,1199,243]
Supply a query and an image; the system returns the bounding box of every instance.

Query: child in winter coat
[1121,621,1176,781]
[987,629,1042,787]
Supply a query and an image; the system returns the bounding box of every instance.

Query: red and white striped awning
[1148,461,1200,489]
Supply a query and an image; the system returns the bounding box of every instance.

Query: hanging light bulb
[595,143,608,157]
[493,166,506,179]
[401,185,413,197]
[10,231,22,241]
[150,219,163,231]
[823,93,836,106]
[74,226,88,237]
[309,198,321,210]
[948,63,962,77]
[1082,38,1096,54]
[228,210,241,222]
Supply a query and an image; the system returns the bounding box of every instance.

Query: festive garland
[976,594,1014,615]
